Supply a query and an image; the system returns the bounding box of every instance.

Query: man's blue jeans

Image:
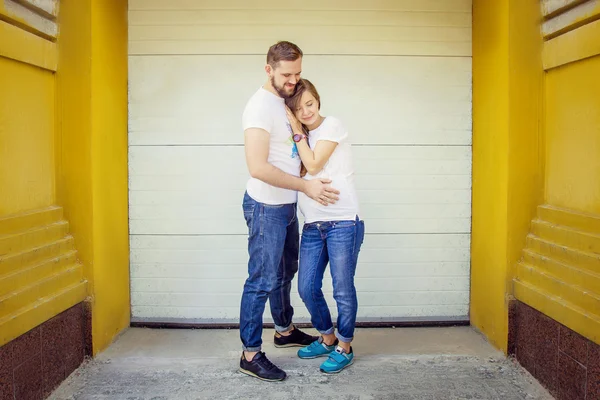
[298,217,365,343]
[240,192,299,352]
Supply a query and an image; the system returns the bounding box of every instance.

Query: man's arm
[245,128,305,191]
[244,128,339,205]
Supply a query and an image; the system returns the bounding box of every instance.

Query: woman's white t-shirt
[298,116,360,223]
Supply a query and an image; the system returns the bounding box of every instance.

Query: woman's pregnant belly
[298,176,359,223]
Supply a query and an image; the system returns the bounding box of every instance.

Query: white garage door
[128,0,472,324]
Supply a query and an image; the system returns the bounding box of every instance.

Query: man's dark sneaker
[274,326,318,348]
[239,352,287,382]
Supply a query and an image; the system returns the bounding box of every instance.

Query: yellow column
[90,0,130,353]
[471,0,510,351]
[56,0,129,355]
[471,0,543,352]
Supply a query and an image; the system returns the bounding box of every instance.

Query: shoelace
[256,353,277,370]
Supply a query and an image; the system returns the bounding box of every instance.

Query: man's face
[268,58,302,98]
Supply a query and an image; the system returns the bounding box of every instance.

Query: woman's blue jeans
[298,216,365,343]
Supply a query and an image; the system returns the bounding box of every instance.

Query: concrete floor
[49,327,553,400]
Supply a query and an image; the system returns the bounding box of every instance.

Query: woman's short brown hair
[267,41,303,68]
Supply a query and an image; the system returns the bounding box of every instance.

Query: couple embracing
[239,41,365,381]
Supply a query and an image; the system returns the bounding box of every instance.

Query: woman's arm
[286,108,338,176]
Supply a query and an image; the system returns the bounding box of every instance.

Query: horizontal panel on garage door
[129,0,472,12]
[129,56,471,146]
[129,0,471,56]
[131,305,470,321]
[130,26,471,44]
[130,234,470,320]
[129,146,471,234]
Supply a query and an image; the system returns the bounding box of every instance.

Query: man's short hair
[267,41,303,68]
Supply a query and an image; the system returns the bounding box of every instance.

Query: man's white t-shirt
[298,116,360,223]
[243,88,301,205]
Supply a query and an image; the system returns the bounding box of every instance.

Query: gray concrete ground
[49,327,553,400]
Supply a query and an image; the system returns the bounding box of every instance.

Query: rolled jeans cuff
[318,327,335,336]
[336,332,353,343]
[274,323,293,333]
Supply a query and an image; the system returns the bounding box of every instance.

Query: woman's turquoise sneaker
[319,346,354,373]
[297,337,337,359]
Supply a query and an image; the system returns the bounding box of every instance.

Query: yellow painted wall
[0,57,55,216]
[506,1,545,299]
[471,0,510,351]
[511,2,600,346]
[89,0,130,353]
[56,0,94,276]
[1,0,128,352]
[56,0,129,354]
[0,6,88,347]
[471,0,544,352]
[513,14,600,345]
[545,56,600,215]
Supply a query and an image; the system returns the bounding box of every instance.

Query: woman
[285,79,365,374]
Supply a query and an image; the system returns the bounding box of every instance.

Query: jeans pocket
[242,197,255,232]
[333,220,356,229]
[243,203,254,218]
[261,203,291,227]
[243,203,254,213]
[358,220,365,245]
[303,222,319,230]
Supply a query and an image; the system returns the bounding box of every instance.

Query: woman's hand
[285,106,304,135]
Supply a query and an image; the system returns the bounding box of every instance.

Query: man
[239,41,339,382]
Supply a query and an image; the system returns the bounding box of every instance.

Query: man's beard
[271,76,294,98]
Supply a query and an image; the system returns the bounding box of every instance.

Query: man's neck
[263,81,281,98]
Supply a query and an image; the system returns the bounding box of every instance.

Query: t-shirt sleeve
[316,117,348,143]
[242,100,273,133]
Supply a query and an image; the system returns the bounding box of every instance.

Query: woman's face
[293,91,320,127]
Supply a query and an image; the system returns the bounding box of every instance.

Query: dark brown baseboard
[509,300,600,400]
[0,303,89,400]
